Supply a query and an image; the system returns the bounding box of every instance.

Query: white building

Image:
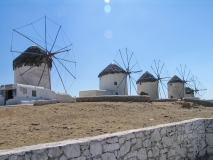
[0,83,75,106]
[98,63,128,95]
[136,71,159,100]
[13,46,51,89]
[167,75,184,99]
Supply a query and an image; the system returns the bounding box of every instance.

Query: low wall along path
[0,118,212,160]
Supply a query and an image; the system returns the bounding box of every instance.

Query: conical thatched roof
[13,46,52,70]
[167,75,183,84]
[136,71,157,84]
[98,63,126,78]
[185,87,194,94]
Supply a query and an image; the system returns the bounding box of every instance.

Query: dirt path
[0,101,212,150]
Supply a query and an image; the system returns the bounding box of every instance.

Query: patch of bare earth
[0,101,212,150]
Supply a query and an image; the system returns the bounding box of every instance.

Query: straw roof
[167,75,183,84]
[98,63,126,78]
[13,46,52,70]
[136,71,157,84]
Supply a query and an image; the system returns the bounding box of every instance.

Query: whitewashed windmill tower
[98,63,128,95]
[13,46,52,89]
[167,75,184,99]
[136,71,158,100]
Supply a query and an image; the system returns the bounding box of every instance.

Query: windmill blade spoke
[11,50,47,56]
[50,26,61,52]
[151,66,158,77]
[38,63,47,86]
[129,75,131,95]
[130,61,138,71]
[45,16,48,53]
[126,48,129,70]
[157,60,160,75]
[54,43,73,53]
[117,75,127,89]
[53,56,76,79]
[54,57,76,63]
[176,67,184,80]
[186,70,191,82]
[178,84,185,98]
[13,29,46,51]
[159,63,165,76]
[52,60,67,93]
[131,70,142,73]
[130,75,138,94]
[51,49,71,55]
[154,60,159,75]
[20,58,45,76]
[128,52,133,67]
[183,65,186,80]
[114,60,125,70]
[119,49,127,70]
[160,80,166,98]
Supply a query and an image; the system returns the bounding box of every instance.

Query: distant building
[167,75,184,99]
[136,71,158,100]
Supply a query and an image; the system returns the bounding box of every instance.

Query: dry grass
[0,101,212,150]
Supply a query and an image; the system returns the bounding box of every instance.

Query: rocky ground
[0,101,212,150]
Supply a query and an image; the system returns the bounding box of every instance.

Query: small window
[114,82,117,85]
[116,92,118,95]
[171,96,173,99]
[170,84,172,86]
[32,90,36,97]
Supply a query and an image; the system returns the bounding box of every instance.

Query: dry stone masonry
[0,118,212,160]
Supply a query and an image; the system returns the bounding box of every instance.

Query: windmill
[113,48,142,95]
[175,64,193,98]
[191,76,207,98]
[10,16,76,94]
[150,59,170,99]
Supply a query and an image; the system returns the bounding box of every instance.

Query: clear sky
[0,0,212,99]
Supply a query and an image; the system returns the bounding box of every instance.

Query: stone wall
[0,118,212,160]
[76,95,150,102]
[184,99,213,107]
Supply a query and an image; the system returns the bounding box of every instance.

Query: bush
[140,91,149,96]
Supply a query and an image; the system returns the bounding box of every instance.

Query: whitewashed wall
[79,90,116,97]
[0,118,212,160]
[137,82,159,100]
[99,73,128,95]
[0,84,75,106]
[168,82,184,99]
[14,64,51,89]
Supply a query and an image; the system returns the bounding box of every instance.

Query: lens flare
[104,5,111,13]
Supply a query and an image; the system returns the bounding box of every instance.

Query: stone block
[63,144,80,158]
[118,140,130,157]
[151,129,161,142]
[137,148,147,160]
[143,139,151,148]
[162,137,172,147]
[103,143,120,152]
[101,153,116,160]
[106,137,118,144]
[206,133,213,147]
[48,147,62,158]
[90,142,102,157]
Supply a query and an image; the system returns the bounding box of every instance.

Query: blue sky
[0,0,212,99]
